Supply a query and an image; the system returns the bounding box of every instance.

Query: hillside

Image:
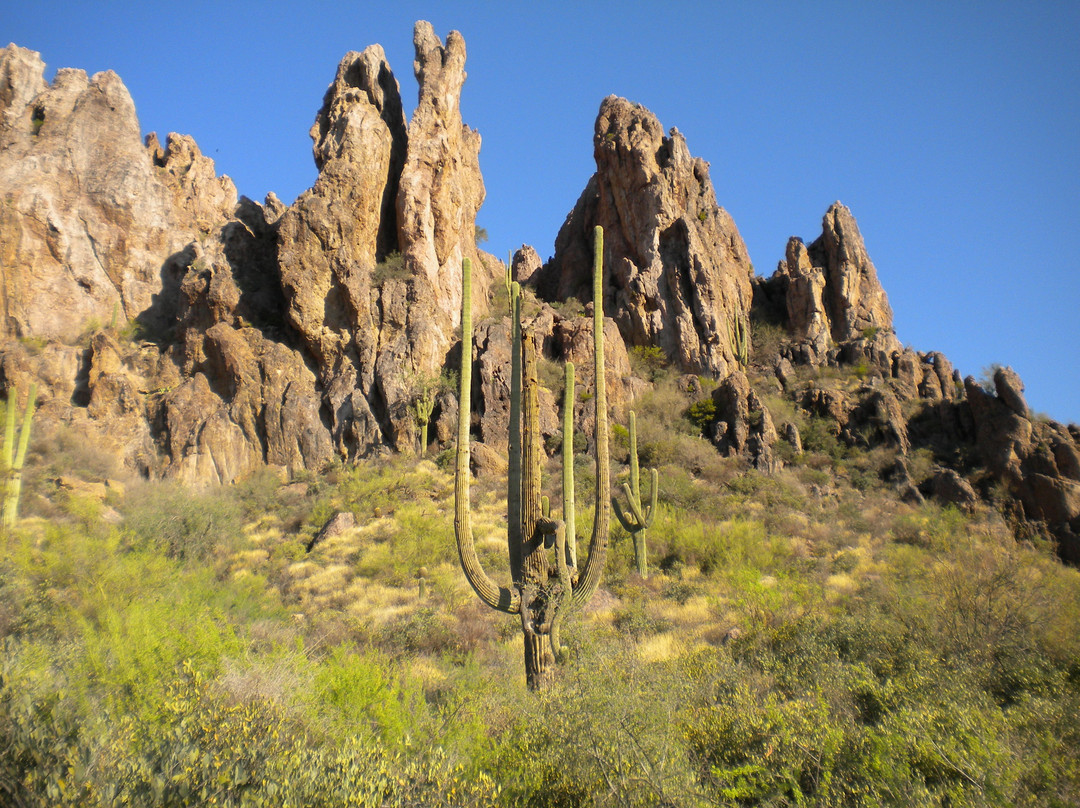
[2,378,1079,804]
[1,21,1079,806]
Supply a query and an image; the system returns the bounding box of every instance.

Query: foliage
[629,344,669,382]
[686,397,717,435]
[372,251,408,284]
[3,328,1080,805]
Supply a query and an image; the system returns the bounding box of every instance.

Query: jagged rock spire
[539,96,754,378]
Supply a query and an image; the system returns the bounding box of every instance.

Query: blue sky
[6,1,1079,423]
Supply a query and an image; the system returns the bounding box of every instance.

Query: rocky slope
[0,29,1077,560]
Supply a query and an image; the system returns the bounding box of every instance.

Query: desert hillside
[1,22,1078,806]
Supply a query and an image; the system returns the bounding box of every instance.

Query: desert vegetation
[1,346,1078,807]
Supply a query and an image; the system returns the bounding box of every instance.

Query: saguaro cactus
[613,411,658,577]
[455,226,610,690]
[2,384,37,528]
[410,387,436,455]
[730,315,749,368]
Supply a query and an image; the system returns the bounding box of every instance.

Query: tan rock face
[275,22,489,458]
[814,203,893,343]
[538,96,754,378]
[0,45,236,343]
[962,372,1080,561]
[771,202,894,354]
[1,28,497,483]
[397,21,490,328]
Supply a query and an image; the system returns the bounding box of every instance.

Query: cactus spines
[505,251,514,316]
[562,361,577,569]
[613,410,658,577]
[454,227,610,690]
[2,384,37,528]
[454,258,520,615]
[730,314,749,368]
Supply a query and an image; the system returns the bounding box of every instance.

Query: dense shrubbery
[1,410,1079,806]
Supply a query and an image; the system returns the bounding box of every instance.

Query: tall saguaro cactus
[2,384,37,528]
[455,227,610,690]
[613,411,658,577]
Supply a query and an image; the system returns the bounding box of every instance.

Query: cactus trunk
[2,385,36,529]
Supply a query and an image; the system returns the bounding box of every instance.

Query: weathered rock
[470,441,508,479]
[0,45,236,343]
[782,422,802,455]
[813,203,893,343]
[512,245,543,286]
[768,203,896,362]
[397,21,491,329]
[538,96,754,377]
[963,373,1080,560]
[891,349,924,401]
[276,23,490,459]
[912,351,959,403]
[928,468,979,512]
[994,366,1028,417]
[777,238,830,358]
[710,371,780,471]
[802,386,851,425]
[306,511,357,552]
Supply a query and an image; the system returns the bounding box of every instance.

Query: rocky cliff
[0,24,499,483]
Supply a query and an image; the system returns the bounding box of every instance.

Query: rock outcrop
[962,369,1080,561]
[0,44,236,344]
[709,371,781,472]
[765,203,896,364]
[277,22,492,458]
[0,26,495,483]
[537,96,754,378]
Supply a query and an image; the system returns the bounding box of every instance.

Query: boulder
[768,203,896,359]
[710,371,780,471]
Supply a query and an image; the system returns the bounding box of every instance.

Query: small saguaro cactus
[613,411,658,577]
[454,226,610,690]
[2,384,37,528]
[417,566,429,600]
[410,387,436,455]
[730,314,749,368]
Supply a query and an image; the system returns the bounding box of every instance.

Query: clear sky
[6,1,1079,424]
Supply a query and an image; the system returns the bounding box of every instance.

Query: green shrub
[123,482,244,562]
[629,345,669,382]
[372,251,408,284]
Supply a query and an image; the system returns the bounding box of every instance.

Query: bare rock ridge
[764,202,897,364]
[0,43,236,344]
[0,24,492,482]
[1,33,1078,562]
[538,96,754,378]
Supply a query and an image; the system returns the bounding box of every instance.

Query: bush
[123,482,244,561]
